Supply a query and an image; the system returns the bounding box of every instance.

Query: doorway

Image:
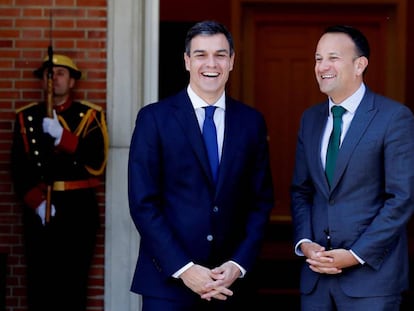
[232,2,401,221]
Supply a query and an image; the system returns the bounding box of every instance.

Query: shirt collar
[329,83,366,114]
[187,85,226,110]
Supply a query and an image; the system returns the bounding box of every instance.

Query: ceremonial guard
[11,54,109,311]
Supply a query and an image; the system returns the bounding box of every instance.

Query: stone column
[105,0,159,310]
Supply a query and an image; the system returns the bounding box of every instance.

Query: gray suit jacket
[291,87,414,297]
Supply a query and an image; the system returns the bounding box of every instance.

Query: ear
[69,77,76,89]
[355,56,368,76]
[229,52,235,72]
[184,52,190,72]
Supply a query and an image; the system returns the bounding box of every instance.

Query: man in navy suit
[128,20,274,310]
[291,24,414,310]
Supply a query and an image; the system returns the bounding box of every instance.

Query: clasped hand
[301,242,359,274]
[180,261,240,301]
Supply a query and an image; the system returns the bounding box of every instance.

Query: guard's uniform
[11,96,108,310]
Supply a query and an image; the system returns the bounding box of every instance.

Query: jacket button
[213,206,219,212]
[206,235,213,241]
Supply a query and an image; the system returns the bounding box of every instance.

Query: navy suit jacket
[128,89,274,300]
[291,87,414,297]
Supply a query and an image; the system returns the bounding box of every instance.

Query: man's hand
[301,242,359,274]
[307,249,359,274]
[42,110,63,145]
[179,264,234,301]
[200,261,240,301]
[300,241,325,257]
[36,200,56,225]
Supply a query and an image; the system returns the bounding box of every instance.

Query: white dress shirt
[173,86,246,278]
[295,83,366,265]
[320,83,365,168]
[187,85,225,162]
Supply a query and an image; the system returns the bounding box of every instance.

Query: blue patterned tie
[325,105,346,187]
[203,106,219,183]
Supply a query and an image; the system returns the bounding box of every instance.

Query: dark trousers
[142,272,258,311]
[23,199,98,311]
[142,294,250,311]
[301,275,401,311]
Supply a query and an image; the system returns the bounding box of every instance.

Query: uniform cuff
[57,129,78,153]
[23,184,46,210]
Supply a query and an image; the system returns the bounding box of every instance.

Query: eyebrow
[315,52,342,58]
[192,48,229,54]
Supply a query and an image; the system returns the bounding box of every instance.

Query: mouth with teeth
[202,72,219,78]
[321,74,335,79]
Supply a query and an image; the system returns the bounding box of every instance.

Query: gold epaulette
[80,100,103,112]
[15,102,39,114]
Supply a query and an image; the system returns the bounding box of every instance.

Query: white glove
[36,200,56,226]
[42,110,63,145]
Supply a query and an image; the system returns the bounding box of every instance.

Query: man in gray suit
[291,24,414,310]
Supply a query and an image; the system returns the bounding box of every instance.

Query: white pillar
[105,0,159,310]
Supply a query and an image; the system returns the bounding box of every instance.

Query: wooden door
[232,3,400,221]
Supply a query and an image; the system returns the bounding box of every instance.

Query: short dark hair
[324,25,370,60]
[184,20,234,56]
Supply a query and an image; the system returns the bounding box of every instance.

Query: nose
[206,55,216,67]
[316,59,331,71]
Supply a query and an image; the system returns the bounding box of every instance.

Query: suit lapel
[171,91,215,185]
[216,98,239,191]
[330,90,377,190]
[311,103,332,194]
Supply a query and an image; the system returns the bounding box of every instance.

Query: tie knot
[331,105,346,118]
[204,106,216,119]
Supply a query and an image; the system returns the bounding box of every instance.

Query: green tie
[325,105,346,187]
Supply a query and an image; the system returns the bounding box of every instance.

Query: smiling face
[314,32,368,104]
[184,33,235,104]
